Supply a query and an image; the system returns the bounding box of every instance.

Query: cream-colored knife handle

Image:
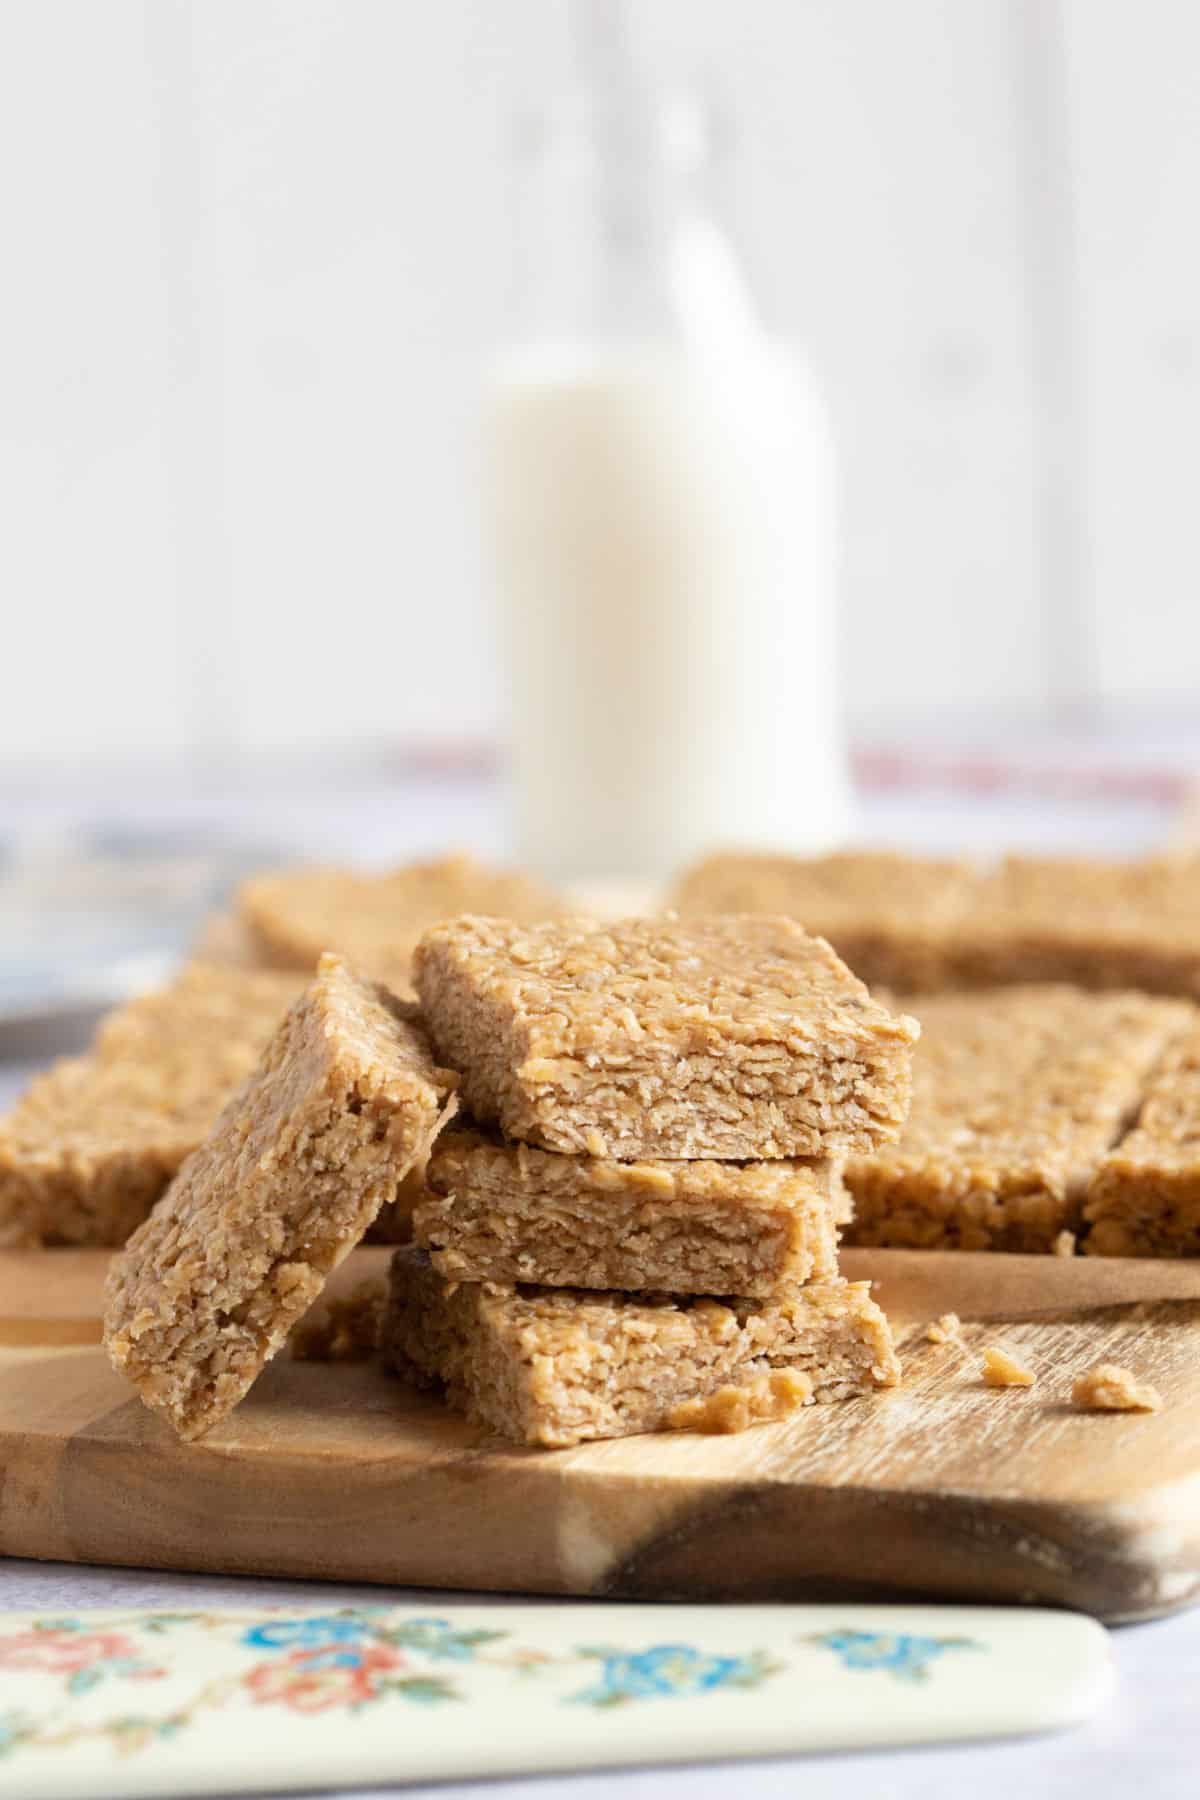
[0,1601,1112,1799]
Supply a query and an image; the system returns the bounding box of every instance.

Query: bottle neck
[510,83,719,349]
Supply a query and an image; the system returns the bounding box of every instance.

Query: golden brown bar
[417,1126,845,1295]
[92,964,301,1069]
[941,855,1200,998]
[672,848,1200,1001]
[188,911,266,969]
[845,986,1194,1251]
[237,852,563,996]
[414,913,919,1160]
[103,955,457,1440]
[383,1248,900,1448]
[0,966,301,1247]
[1084,1019,1200,1255]
[670,849,978,992]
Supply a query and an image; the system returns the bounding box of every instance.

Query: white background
[2,0,1199,766]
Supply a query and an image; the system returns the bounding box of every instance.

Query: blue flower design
[240,1613,507,1667]
[241,1617,370,1652]
[807,1630,980,1683]
[570,1644,776,1707]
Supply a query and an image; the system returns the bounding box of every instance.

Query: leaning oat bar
[845,986,1193,1251]
[1084,1018,1200,1255]
[383,1248,900,1448]
[103,955,457,1440]
[414,913,918,1160]
[0,966,300,1247]
[417,1126,845,1295]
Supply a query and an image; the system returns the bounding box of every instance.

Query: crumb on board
[926,1312,963,1345]
[981,1344,1036,1388]
[1071,1362,1163,1414]
[1052,1230,1077,1258]
[291,1280,386,1362]
[667,1369,814,1435]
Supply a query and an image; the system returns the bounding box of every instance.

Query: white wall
[2,0,1198,764]
[1,2,181,757]
[1064,0,1200,706]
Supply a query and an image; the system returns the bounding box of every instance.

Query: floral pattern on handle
[0,1609,990,1771]
[0,1609,787,1762]
[805,1629,981,1682]
[0,1627,166,1696]
[568,1645,780,1706]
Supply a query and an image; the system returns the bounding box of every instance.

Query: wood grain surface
[4,1248,1200,1623]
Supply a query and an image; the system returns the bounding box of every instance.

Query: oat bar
[92,964,301,1069]
[845,986,1193,1251]
[414,913,918,1160]
[188,912,266,969]
[383,1248,899,1448]
[1083,1018,1200,1255]
[237,852,563,996]
[0,966,300,1247]
[671,849,1200,1002]
[671,850,978,993]
[417,1126,845,1295]
[941,855,1200,998]
[103,955,457,1440]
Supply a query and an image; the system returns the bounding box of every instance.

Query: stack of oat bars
[383,912,918,1446]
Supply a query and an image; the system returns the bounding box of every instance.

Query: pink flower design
[244,1644,408,1714]
[0,1629,161,1679]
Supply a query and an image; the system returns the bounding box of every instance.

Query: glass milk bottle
[484,16,849,887]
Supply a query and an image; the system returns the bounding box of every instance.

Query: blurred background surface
[4,0,1198,767]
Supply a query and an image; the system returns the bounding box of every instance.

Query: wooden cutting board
[4,1247,1200,1624]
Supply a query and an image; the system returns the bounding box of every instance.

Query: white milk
[486,340,848,885]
